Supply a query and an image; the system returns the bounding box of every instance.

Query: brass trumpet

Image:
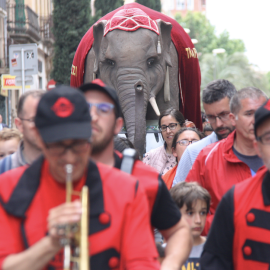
[62,164,90,270]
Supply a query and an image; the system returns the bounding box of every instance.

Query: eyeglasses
[160,123,180,132]
[88,102,114,115]
[257,132,270,145]
[19,117,35,124]
[206,112,230,124]
[176,139,199,146]
[45,140,90,156]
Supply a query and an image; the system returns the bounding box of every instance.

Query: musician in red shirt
[0,86,159,270]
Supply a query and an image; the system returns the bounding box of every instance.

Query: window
[39,76,43,89]
[176,0,185,10]
[38,60,42,73]
[168,0,174,10]
[201,0,206,6]
[187,0,194,10]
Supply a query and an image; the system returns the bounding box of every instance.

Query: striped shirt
[172,132,218,185]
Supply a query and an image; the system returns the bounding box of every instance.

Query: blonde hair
[0,128,23,142]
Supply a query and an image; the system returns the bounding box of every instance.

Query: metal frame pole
[21,48,25,94]
[213,53,217,80]
[8,90,11,128]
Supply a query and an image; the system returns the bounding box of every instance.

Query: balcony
[39,15,54,47]
[0,0,6,18]
[0,57,9,74]
[7,4,41,44]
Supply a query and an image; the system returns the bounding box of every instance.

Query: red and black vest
[233,167,270,270]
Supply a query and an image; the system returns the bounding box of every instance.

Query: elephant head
[88,14,173,155]
[71,4,202,156]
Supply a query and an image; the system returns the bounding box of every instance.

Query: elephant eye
[106,59,115,66]
[147,58,156,67]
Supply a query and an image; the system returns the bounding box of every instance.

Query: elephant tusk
[149,97,160,116]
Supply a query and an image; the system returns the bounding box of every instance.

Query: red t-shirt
[0,159,159,270]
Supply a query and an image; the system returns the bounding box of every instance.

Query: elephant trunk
[116,68,148,156]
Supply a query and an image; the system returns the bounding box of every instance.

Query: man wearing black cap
[200,99,270,269]
[0,86,159,270]
[79,79,192,270]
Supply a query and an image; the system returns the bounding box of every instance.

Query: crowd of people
[0,78,269,270]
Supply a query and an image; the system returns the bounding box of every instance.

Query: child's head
[0,128,22,159]
[170,182,211,238]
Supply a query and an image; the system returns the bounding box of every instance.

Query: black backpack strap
[120,148,138,174]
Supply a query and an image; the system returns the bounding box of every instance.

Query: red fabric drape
[70,3,202,129]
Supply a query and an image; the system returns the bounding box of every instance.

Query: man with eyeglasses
[186,87,267,235]
[0,90,45,174]
[173,79,236,185]
[79,79,192,270]
[0,85,160,270]
[200,99,270,270]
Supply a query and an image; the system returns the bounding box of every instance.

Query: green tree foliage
[94,0,124,22]
[215,31,245,56]
[200,53,270,96]
[135,0,161,12]
[175,12,270,99]
[267,72,270,92]
[51,0,91,85]
[175,12,245,56]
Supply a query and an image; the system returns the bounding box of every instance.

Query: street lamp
[212,48,226,79]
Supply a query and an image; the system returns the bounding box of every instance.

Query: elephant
[71,3,201,156]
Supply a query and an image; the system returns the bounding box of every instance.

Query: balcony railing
[0,57,8,69]
[39,15,54,44]
[7,4,41,43]
[0,0,6,11]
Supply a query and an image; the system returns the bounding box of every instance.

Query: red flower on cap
[51,97,74,118]
[92,79,106,87]
[103,8,159,36]
[264,100,270,111]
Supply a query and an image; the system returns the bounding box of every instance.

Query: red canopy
[70,3,202,129]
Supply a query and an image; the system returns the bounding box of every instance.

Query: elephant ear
[93,20,107,74]
[156,20,172,67]
[156,20,172,103]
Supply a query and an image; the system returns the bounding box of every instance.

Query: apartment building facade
[0,0,54,125]
[162,0,206,18]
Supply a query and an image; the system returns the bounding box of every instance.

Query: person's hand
[47,200,82,247]
[185,120,196,128]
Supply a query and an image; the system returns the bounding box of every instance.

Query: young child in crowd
[0,128,22,160]
[170,182,211,270]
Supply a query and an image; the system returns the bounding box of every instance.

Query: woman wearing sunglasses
[143,108,186,175]
[163,128,204,189]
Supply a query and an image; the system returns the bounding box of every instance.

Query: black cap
[255,99,270,137]
[35,85,92,143]
[79,79,122,118]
